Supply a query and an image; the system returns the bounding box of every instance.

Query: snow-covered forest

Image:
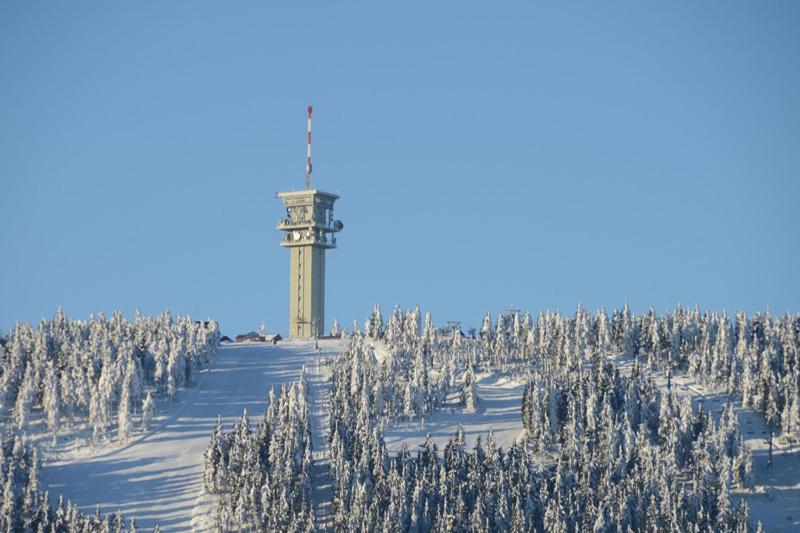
[0,309,219,530]
[327,304,797,531]
[4,303,797,530]
[193,304,800,531]
[365,304,799,442]
[203,376,314,531]
[1,309,220,442]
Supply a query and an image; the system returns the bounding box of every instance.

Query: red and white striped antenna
[305,105,313,189]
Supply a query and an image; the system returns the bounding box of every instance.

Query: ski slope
[41,339,346,531]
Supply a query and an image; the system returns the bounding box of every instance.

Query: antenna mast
[305,105,313,189]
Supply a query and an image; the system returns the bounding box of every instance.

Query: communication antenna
[305,105,313,189]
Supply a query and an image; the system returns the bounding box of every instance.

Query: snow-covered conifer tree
[12,365,34,430]
[462,367,478,412]
[117,369,133,443]
[43,362,60,440]
[373,305,384,339]
[141,391,155,432]
[166,370,176,405]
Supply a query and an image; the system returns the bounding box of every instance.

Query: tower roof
[277,189,340,200]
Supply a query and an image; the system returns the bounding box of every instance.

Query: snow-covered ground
[41,339,346,531]
[384,372,525,453]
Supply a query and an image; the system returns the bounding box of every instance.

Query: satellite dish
[333,220,344,231]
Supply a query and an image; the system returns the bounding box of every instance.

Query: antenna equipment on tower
[305,105,313,189]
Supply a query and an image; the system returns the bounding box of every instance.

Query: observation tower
[277,106,343,338]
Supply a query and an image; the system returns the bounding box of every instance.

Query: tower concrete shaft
[277,189,342,339]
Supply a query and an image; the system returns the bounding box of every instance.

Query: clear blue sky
[1,1,798,336]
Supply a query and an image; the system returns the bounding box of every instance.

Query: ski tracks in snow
[309,353,334,531]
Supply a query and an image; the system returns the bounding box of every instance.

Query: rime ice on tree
[277,106,343,339]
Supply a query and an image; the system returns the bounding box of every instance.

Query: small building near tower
[235,331,282,343]
[263,333,282,344]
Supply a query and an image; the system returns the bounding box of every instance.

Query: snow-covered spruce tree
[116,371,132,444]
[12,365,34,431]
[372,304,384,339]
[461,366,478,412]
[166,371,176,405]
[140,390,156,432]
[42,361,60,441]
[203,415,225,494]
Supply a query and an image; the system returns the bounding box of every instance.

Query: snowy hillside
[318,305,800,532]
[41,339,346,531]
[3,304,799,531]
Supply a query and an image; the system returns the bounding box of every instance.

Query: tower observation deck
[277,107,343,338]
